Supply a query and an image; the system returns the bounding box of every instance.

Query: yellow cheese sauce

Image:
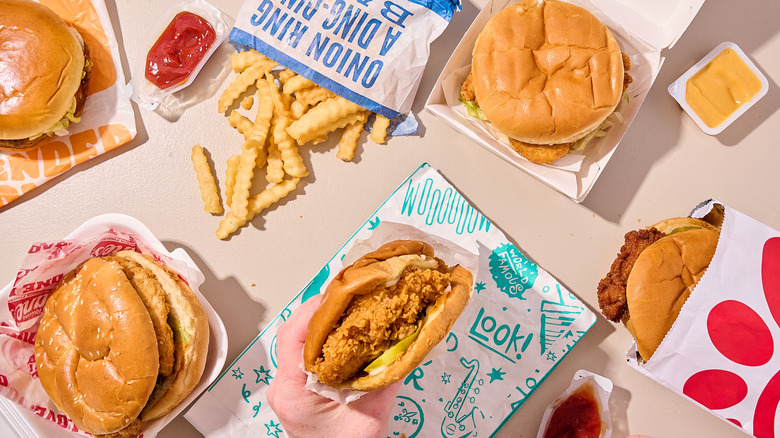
[685,48,762,128]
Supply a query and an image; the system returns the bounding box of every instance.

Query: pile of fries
[190,50,390,239]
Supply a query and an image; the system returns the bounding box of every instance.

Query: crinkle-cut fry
[273,113,309,177]
[290,100,308,120]
[278,68,296,84]
[282,75,315,95]
[225,153,240,210]
[228,110,253,140]
[295,86,335,107]
[191,145,223,214]
[241,96,254,110]
[337,113,369,161]
[218,60,276,113]
[247,78,275,146]
[230,144,260,221]
[265,73,290,117]
[216,178,300,239]
[230,49,269,73]
[286,97,366,144]
[266,140,284,184]
[370,114,391,144]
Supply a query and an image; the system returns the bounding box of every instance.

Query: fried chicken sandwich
[597,215,722,361]
[304,240,473,391]
[460,0,631,164]
[34,251,209,437]
[0,0,92,151]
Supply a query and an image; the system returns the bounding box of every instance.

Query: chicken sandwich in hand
[304,240,473,391]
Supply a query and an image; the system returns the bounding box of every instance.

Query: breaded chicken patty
[596,227,666,322]
[312,266,451,386]
[106,255,175,377]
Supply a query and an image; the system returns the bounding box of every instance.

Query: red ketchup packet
[537,370,613,438]
[130,0,230,110]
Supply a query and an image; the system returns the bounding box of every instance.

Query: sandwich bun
[471,0,624,145]
[597,216,720,361]
[624,228,719,360]
[34,251,209,436]
[304,240,473,391]
[0,0,91,151]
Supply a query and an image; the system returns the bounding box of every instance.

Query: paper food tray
[186,163,596,437]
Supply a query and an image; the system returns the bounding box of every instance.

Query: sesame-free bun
[472,0,624,144]
[34,252,209,437]
[0,0,87,148]
[625,228,719,360]
[34,258,159,435]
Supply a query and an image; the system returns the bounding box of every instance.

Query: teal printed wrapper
[186,163,596,437]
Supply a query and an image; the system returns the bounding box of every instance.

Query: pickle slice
[364,323,423,374]
[669,226,702,234]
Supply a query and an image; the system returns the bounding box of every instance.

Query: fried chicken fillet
[312,265,451,386]
[597,228,665,322]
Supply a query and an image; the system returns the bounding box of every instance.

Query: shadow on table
[582,0,780,223]
[164,240,268,365]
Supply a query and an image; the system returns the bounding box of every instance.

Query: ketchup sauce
[145,11,216,90]
[542,384,602,438]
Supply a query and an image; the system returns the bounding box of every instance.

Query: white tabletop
[1,0,778,437]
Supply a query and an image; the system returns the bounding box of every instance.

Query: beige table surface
[1,0,779,436]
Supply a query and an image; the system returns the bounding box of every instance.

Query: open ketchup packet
[130,0,230,110]
[537,370,613,438]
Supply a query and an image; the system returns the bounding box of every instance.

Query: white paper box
[627,200,780,437]
[425,0,705,202]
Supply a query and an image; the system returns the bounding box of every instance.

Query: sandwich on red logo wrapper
[624,200,780,437]
[0,214,227,438]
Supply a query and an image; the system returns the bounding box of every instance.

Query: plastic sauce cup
[668,42,768,135]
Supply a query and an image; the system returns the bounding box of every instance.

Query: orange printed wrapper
[0,0,136,207]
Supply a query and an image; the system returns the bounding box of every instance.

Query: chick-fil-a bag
[627,200,780,438]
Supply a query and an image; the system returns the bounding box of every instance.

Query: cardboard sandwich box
[425,0,706,202]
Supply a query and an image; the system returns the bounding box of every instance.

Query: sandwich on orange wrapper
[0,0,92,151]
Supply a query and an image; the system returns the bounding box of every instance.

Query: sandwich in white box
[425,0,706,202]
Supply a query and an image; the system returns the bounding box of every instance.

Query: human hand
[267,294,402,438]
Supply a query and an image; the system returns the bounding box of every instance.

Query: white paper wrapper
[426,0,669,202]
[0,0,137,207]
[627,200,780,437]
[186,163,596,438]
[228,0,459,120]
[129,0,231,111]
[0,214,228,438]
[536,370,613,438]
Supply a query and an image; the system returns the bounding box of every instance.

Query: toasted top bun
[34,258,159,435]
[304,240,473,391]
[0,0,86,140]
[472,0,624,144]
[625,228,719,360]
